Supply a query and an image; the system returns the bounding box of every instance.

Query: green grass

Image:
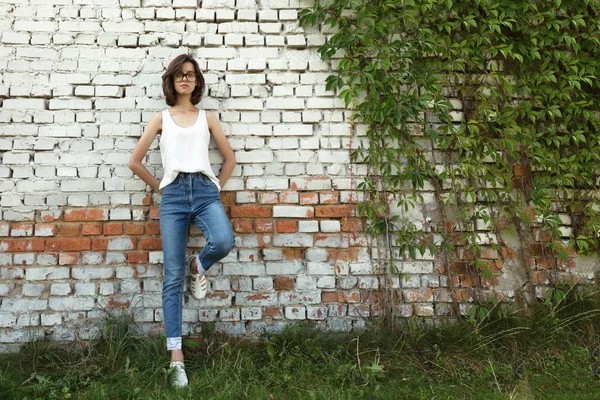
[2,292,600,400]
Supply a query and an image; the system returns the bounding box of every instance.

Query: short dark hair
[161,54,205,106]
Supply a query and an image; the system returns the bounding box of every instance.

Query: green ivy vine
[300,0,600,316]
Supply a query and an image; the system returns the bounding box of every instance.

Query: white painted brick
[22,284,44,297]
[2,32,30,44]
[40,312,62,326]
[17,314,40,327]
[49,298,94,311]
[320,220,341,232]
[272,234,313,247]
[285,306,306,319]
[273,206,313,218]
[26,267,69,280]
[266,35,285,46]
[75,283,96,296]
[14,21,56,32]
[223,262,266,276]
[2,99,46,110]
[2,299,47,312]
[71,267,113,280]
[51,283,71,296]
[246,178,288,190]
[307,262,334,275]
[317,276,335,289]
[398,261,434,274]
[260,23,281,34]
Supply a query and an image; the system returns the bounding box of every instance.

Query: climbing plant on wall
[300,0,600,317]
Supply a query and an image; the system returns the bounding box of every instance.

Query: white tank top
[158,108,221,191]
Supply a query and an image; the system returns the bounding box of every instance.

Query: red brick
[149,207,160,220]
[92,238,109,251]
[481,247,499,259]
[361,291,379,304]
[59,224,81,236]
[128,251,149,263]
[234,220,254,233]
[455,288,474,302]
[255,219,275,233]
[142,193,152,206]
[264,307,282,318]
[342,218,363,232]
[321,292,339,303]
[41,211,62,222]
[314,205,355,218]
[532,271,550,285]
[282,248,303,260]
[34,224,57,236]
[274,276,294,290]
[82,223,102,236]
[513,163,530,177]
[0,240,14,252]
[500,247,517,259]
[257,235,271,248]
[339,290,361,303]
[125,223,144,235]
[13,239,45,252]
[64,209,107,222]
[276,220,297,233]
[141,238,162,250]
[319,191,339,204]
[231,205,272,218]
[220,191,236,206]
[328,248,358,262]
[146,223,161,235]
[461,275,479,287]
[528,243,547,257]
[403,288,433,302]
[299,193,318,205]
[46,238,90,252]
[537,257,554,270]
[59,252,79,265]
[107,297,130,308]
[481,276,499,288]
[103,223,123,235]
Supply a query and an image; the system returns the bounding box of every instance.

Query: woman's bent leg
[191,178,234,272]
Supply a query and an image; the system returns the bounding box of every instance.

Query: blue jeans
[159,172,234,350]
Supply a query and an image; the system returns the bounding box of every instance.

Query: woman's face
[173,62,197,96]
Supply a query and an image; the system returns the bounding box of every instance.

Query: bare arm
[206,111,236,188]
[129,111,162,192]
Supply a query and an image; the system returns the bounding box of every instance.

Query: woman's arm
[206,111,236,188]
[128,111,163,192]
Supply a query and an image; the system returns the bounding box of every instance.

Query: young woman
[129,54,236,388]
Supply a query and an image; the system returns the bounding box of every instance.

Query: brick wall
[0,0,597,352]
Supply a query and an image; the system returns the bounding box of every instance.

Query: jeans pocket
[198,174,216,188]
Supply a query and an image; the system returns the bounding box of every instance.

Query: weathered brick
[140,238,161,250]
[314,205,355,218]
[82,223,102,235]
[274,276,294,290]
[64,209,108,221]
[230,205,272,218]
[276,220,297,233]
[46,238,90,252]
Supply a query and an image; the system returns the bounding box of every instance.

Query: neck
[173,97,195,111]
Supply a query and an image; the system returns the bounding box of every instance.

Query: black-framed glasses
[173,72,197,82]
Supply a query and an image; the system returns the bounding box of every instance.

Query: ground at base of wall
[2,297,600,400]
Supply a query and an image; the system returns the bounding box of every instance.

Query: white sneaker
[188,255,208,300]
[169,361,188,388]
